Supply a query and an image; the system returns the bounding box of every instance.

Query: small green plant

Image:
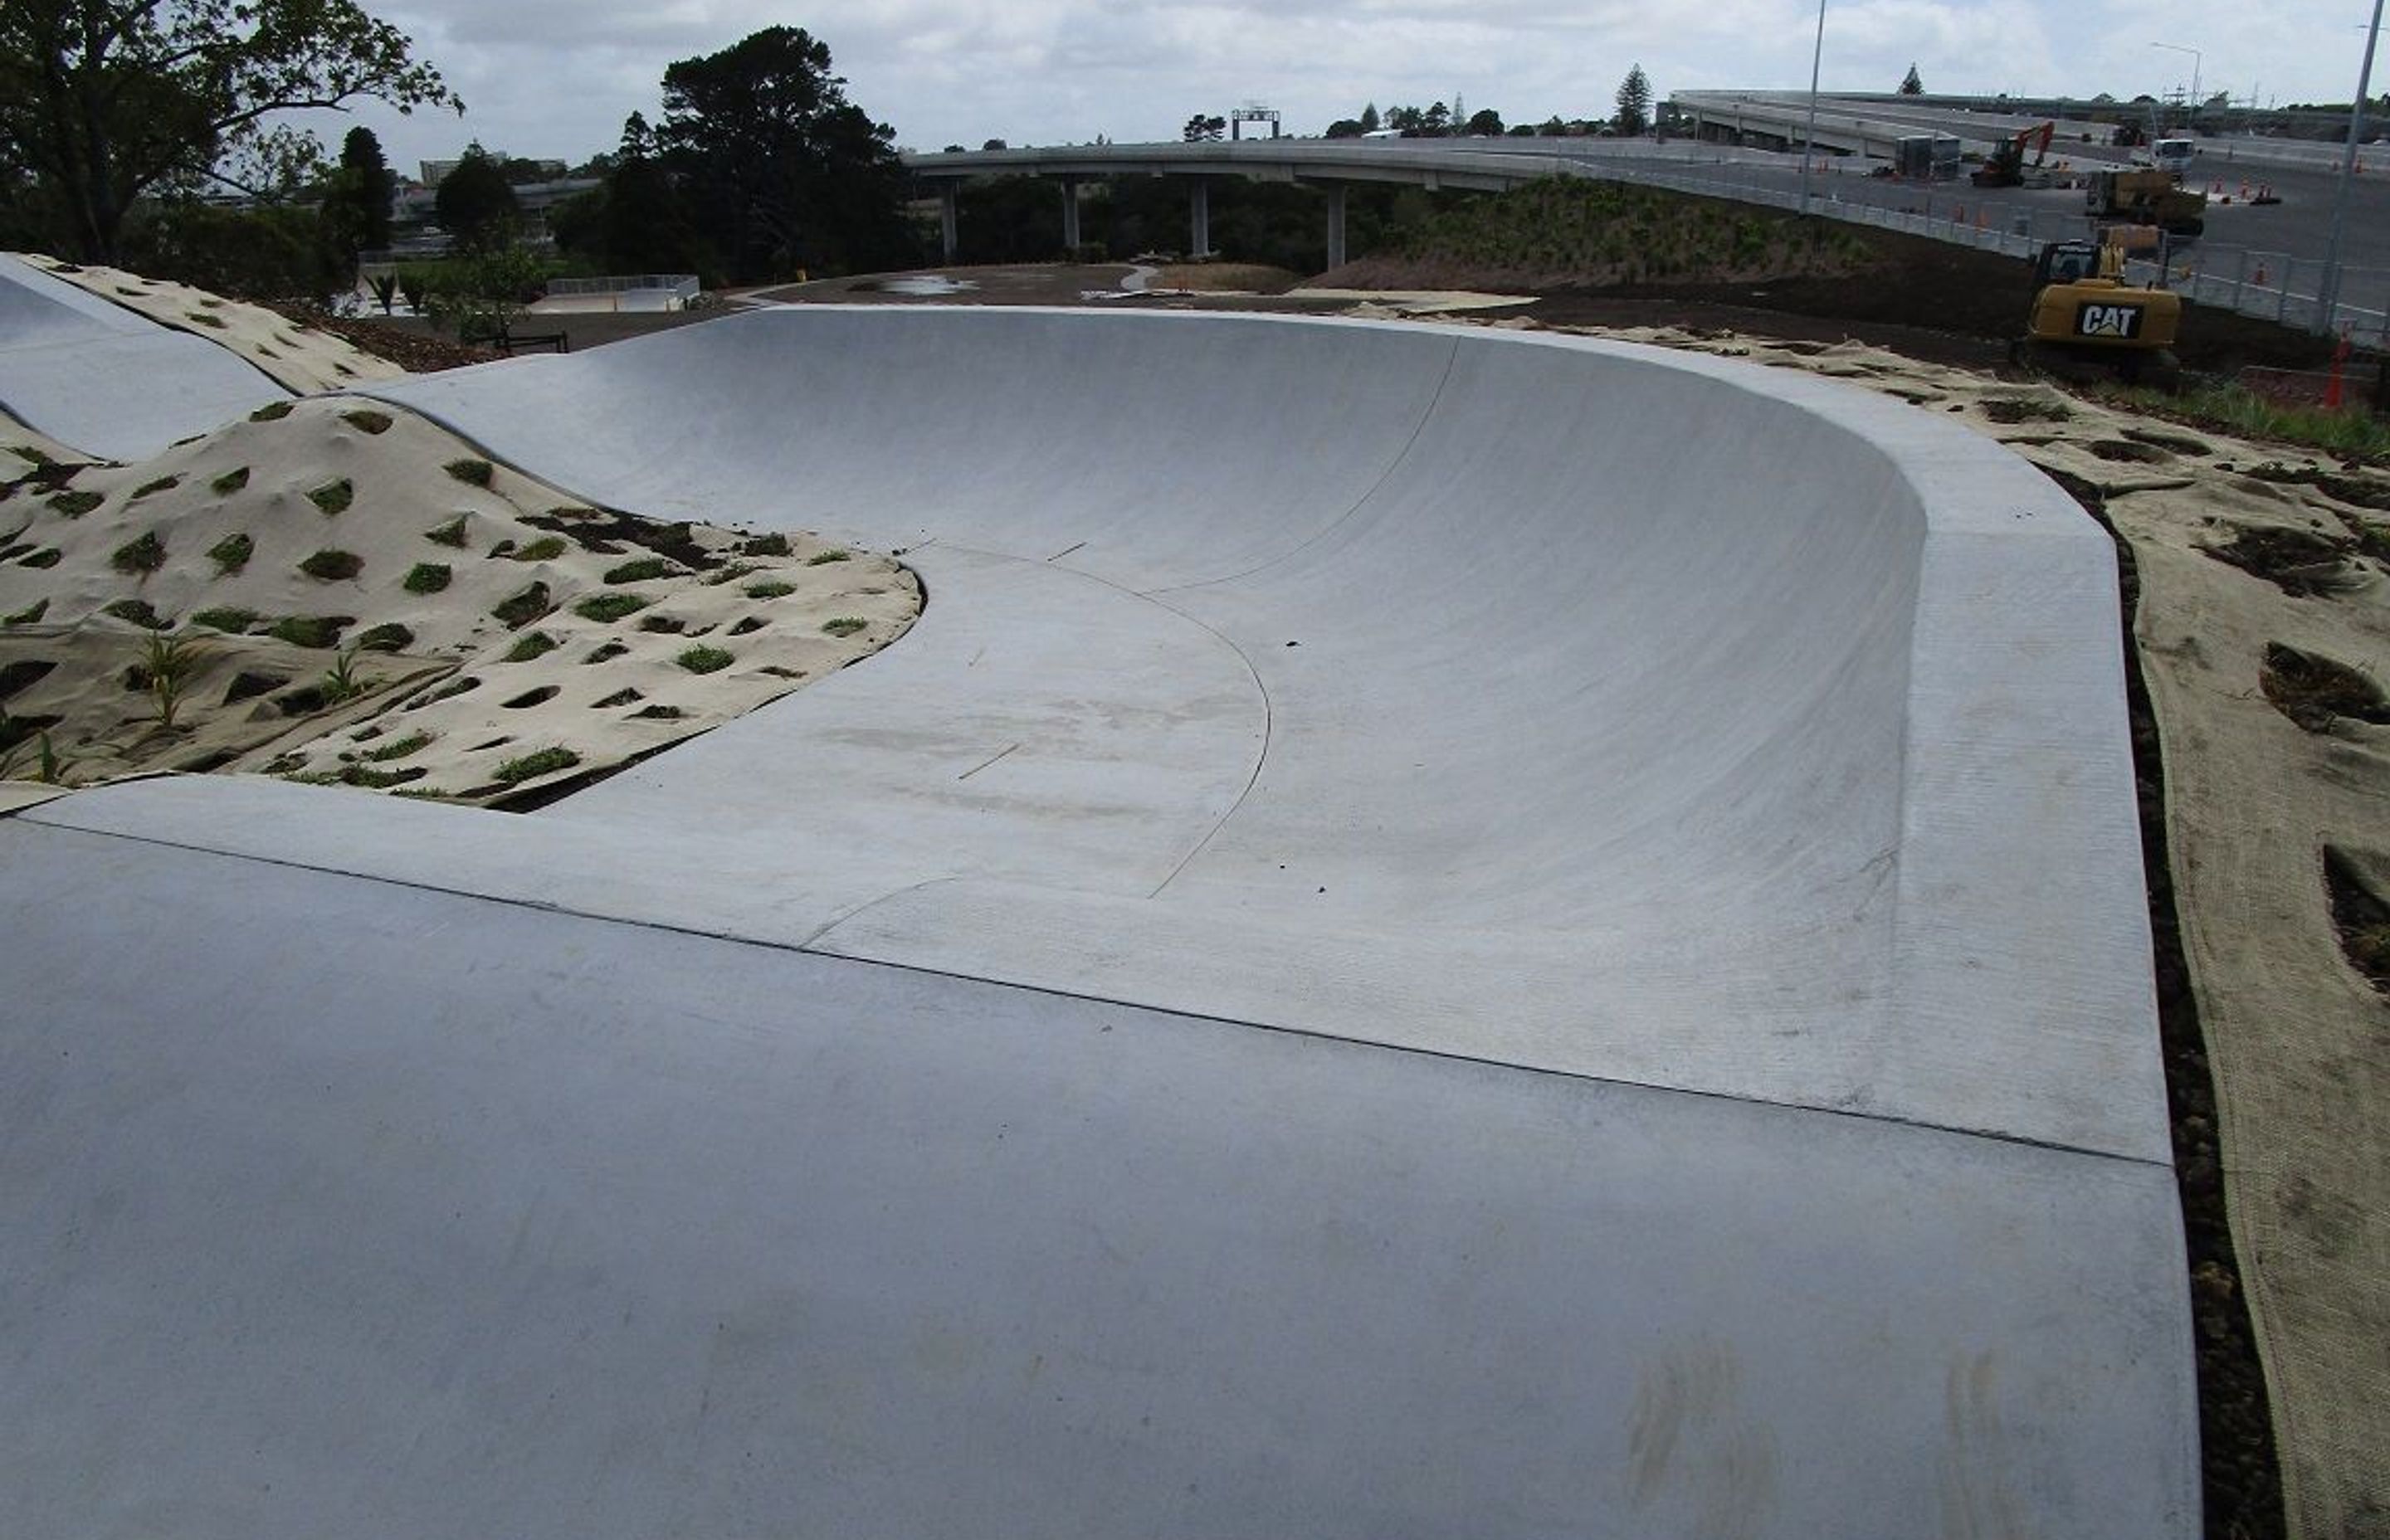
[140,631,208,728]
[207,532,254,573]
[604,557,676,585]
[111,531,166,575]
[402,562,452,594]
[705,562,761,586]
[807,549,851,565]
[504,631,559,662]
[320,646,369,704]
[583,641,629,664]
[184,311,227,329]
[267,615,351,649]
[308,478,354,515]
[822,616,868,636]
[341,408,394,435]
[104,598,169,629]
[130,475,179,500]
[445,458,495,487]
[354,622,414,652]
[637,614,686,635]
[573,592,651,622]
[249,401,295,422]
[510,535,568,562]
[362,730,434,762]
[210,466,251,495]
[190,607,258,632]
[3,597,50,625]
[493,746,582,785]
[490,582,551,628]
[47,489,104,518]
[744,580,797,599]
[676,645,733,674]
[592,688,643,708]
[424,515,470,548]
[741,532,792,557]
[299,548,363,581]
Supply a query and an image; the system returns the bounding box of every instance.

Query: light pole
[2149,41,2202,124]
[1798,0,1827,217]
[2318,0,2387,332]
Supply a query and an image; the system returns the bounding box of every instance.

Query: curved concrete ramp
[0,253,286,457]
[0,309,2195,1538]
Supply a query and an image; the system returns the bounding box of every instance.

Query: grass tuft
[445,458,495,487]
[298,548,363,582]
[493,746,581,785]
[573,592,651,622]
[207,533,254,573]
[111,531,166,575]
[676,645,734,674]
[308,478,354,515]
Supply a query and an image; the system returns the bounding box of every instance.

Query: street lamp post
[2149,41,2202,124]
[1798,0,1827,217]
[2318,0,2388,333]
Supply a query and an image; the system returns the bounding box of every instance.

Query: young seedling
[139,631,207,729]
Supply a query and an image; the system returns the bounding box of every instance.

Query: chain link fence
[1532,156,2390,350]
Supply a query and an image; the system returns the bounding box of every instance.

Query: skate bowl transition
[0,306,2196,1537]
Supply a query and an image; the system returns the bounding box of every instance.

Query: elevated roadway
[1,305,2194,1536]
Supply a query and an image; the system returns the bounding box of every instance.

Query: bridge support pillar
[939,183,959,265]
[1060,176,1081,253]
[1324,183,1347,270]
[1190,179,1210,258]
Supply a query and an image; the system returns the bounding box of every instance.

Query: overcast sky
[334,0,2384,176]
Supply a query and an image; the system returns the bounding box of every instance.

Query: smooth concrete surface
[0,254,287,457]
[1,821,2195,1539]
[1,308,2195,1535]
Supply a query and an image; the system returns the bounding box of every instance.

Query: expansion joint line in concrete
[20,813,2175,1172]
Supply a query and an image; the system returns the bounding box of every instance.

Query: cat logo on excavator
[2076,304,2144,339]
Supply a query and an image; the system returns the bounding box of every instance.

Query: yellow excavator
[2015,235,2183,383]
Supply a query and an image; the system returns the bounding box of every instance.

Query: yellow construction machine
[2015,235,2183,383]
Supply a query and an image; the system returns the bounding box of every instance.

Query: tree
[0,0,456,264]
[1466,108,1505,137]
[1900,63,1924,95]
[1359,102,1381,134]
[434,144,517,254]
[655,27,914,282]
[1183,114,1226,141]
[1615,66,1653,137]
[1422,101,1451,135]
[319,124,393,266]
[1324,119,1365,139]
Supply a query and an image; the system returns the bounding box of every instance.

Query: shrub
[207,533,254,573]
[822,616,868,636]
[211,466,251,495]
[744,580,797,599]
[191,607,258,632]
[308,479,354,515]
[503,631,559,662]
[402,562,451,594]
[493,746,581,785]
[676,645,733,674]
[490,582,552,628]
[573,592,651,622]
[510,535,568,562]
[424,515,471,548]
[47,490,102,517]
[299,548,363,581]
[267,615,353,648]
[445,458,494,487]
[250,402,295,422]
[341,409,393,435]
[111,532,166,575]
[604,557,676,585]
